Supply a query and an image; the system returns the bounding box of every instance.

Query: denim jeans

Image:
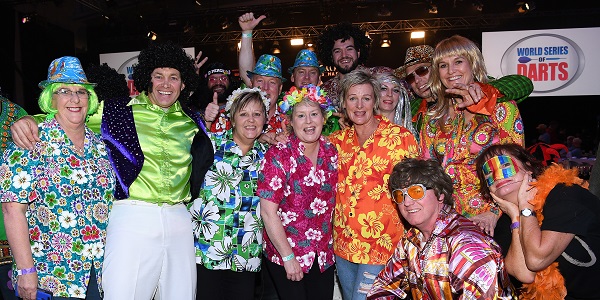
[335,256,384,300]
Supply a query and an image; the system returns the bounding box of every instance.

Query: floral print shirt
[0,118,115,298]
[420,99,524,218]
[367,206,515,300]
[257,134,338,273]
[189,129,268,272]
[328,116,420,265]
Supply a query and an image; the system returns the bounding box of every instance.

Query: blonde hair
[428,35,489,121]
[338,69,381,125]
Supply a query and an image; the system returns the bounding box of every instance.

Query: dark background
[1,0,599,151]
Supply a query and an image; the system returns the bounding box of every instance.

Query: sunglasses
[391,184,430,204]
[405,65,430,85]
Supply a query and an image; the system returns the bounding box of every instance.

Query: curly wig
[85,63,130,101]
[317,22,371,67]
[132,41,199,102]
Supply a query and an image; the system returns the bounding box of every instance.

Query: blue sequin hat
[247,54,287,82]
[38,56,95,89]
[287,49,325,74]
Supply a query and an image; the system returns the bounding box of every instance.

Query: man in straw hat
[395,44,534,134]
[10,42,214,299]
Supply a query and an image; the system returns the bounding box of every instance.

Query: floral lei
[279,85,335,118]
[225,87,270,115]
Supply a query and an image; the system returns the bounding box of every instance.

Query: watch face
[521,208,533,217]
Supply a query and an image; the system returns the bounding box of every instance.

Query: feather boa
[520,164,587,299]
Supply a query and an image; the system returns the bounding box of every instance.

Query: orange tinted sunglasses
[391,184,429,204]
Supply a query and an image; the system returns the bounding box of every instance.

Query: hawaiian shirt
[367,206,515,300]
[189,129,268,272]
[0,118,115,298]
[328,116,420,265]
[420,99,524,218]
[257,134,338,273]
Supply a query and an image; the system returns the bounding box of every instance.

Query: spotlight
[473,1,484,12]
[428,4,438,14]
[410,31,425,39]
[21,16,31,23]
[517,1,535,13]
[147,31,157,40]
[380,34,391,48]
[290,38,304,46]
[272,41,281,54]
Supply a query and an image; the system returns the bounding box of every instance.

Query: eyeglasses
[404,65,430,85]
[54,88,89,99]
[391,184,430,204]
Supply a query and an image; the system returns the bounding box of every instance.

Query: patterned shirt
[0,118,115,298]
[367,206,515,300]
[189,129,268,272]
[1,97,28,153]
[328,116,420,265]
[257,134,338,273]
[420,98,524,217]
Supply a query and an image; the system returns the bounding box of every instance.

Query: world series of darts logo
[500,34,585,93]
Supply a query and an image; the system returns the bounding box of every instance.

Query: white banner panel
[483,28,599,97]
[99,47,195,97]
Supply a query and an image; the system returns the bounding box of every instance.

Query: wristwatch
[520,208,535,217]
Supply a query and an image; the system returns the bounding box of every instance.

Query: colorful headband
[279,85,335,118]
[225,87,270,115]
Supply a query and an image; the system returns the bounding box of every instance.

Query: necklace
[71,144,84,156]
[417,232,437,290]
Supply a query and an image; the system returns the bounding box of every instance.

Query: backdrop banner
[483,27,600,97]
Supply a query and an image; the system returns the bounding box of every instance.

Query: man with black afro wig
[317,22,392,110]
[132,40,199,104]
[100,40,213,300]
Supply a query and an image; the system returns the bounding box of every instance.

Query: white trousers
[102,200,196,300]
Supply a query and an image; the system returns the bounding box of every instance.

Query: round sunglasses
[391,183,430,204]
[405,65,430,85]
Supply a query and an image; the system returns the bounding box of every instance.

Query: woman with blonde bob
[328,69,419,300]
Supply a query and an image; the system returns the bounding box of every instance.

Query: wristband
[16,266,36,276]
[241,32,252,38]
[510,221,520,231]
[282,253,294,262]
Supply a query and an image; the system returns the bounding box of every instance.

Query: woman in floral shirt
[0,56,114,300]
[328,70,420,300]
[189,87,269,300]
[258,85,337,300]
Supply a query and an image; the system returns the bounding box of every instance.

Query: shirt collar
[127,92,183,113]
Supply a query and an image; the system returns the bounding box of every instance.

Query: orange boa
[520,164,587,299]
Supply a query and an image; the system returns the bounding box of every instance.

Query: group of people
[1,10,598,300]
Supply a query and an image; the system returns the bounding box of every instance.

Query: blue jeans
[335,256,384,300]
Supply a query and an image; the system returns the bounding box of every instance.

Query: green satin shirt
[127,93,199,204]
[32,94,199,204]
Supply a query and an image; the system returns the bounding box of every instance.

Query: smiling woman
[0,56,115,300]
[188,87,269,300]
